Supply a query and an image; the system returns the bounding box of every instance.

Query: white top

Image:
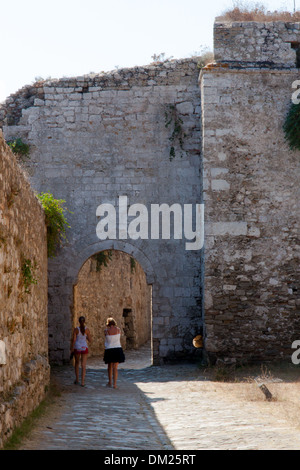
[105,331,121,349]
[74,327,88,351]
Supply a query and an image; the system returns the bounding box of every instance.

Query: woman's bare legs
[74,353,80,383]
[81,354,88,386]
[107,363,113,387]
[107,363,119,388]
[74,353,88,386]
[113,363,119,388]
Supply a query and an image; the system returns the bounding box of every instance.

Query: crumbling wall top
[0,57,200,128]
[214,21,300,68]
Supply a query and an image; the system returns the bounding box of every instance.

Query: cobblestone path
[19,344,300,450]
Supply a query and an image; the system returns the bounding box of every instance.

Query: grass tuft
[218,1,300,22]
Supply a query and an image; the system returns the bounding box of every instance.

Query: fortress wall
[1,19,298,368]
[0,132,49,447]
[201,21,300,363]
[214,21,300,66]
[1,59,203,365]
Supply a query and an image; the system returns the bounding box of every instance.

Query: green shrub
[7,138,30,160]
[21,258,38,294]
[92,250,113,272]
[37,192,71,258]
[283,102,300,152]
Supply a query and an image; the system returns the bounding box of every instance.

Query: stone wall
[74,250,151,356]
[214,21,300,67]
[1,20,299,368]
[201,21,300,363]
[0,131,49,447]
[1,58,203,365]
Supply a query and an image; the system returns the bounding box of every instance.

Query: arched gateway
[71,244,153,358]
[1,58,204,364]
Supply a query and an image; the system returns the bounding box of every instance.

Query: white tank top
[105,332,121,349]
[74,327,88,350]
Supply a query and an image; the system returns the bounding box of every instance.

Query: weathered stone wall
[1,20,298,368]
[0,131,49,447]
[214,20,300,67]
[74,250,151,356]
[1,59,203,365]
[201,21,300,363]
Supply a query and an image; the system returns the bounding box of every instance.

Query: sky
[0,0,297,102]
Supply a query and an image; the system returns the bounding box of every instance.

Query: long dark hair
[79,316,85,335]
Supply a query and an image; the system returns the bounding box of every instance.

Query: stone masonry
[74,250,151,356]
[0,131,49,447]
[0,20,299,367]
[214,20,300,67]
[1,59,203,365]
[201,21,300,362]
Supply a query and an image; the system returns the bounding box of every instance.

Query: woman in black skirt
[103,317,125,389]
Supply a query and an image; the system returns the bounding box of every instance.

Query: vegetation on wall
[283,102,300,152]
[151,52,174,63]
[21,257,38,294]
[92,250,113,272]
[36,192,71,258]
[194,46,214,69]
[6,138,30,161]
[164,104,186,160]
[219,2,300,21]
[130,257,136,274]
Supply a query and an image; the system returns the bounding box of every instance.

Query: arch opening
[72,249,153,365]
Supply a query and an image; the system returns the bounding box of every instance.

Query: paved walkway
[19,343,300,450]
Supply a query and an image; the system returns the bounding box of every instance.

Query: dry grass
[218,1,300,22]
[200,361,300,431]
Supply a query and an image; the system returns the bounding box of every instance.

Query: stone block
[176,101,194,115]
[0,340,6,365]
[205,222,248,236]
[211,179,230,191]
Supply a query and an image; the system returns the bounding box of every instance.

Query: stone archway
[67,239,156,286]
[60,239,156,363]
[73,249,152,359]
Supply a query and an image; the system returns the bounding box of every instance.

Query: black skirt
[103,347,125,364]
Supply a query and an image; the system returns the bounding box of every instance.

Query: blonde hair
[106,317,116,327]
